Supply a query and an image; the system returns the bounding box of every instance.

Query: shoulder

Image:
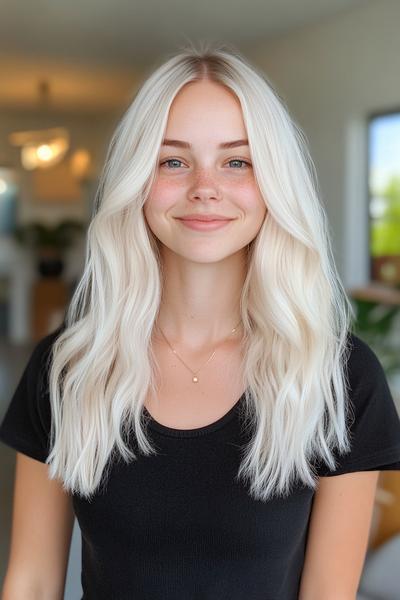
[343,330,396,422]
[35,323,65,357]
[345,331,388,392]
[27,324,66,394]
[346,331,383,368]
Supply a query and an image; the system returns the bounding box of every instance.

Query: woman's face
[144,79,267,263]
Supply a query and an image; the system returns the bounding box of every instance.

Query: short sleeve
[0,326,63,463]
[315,333,400,477]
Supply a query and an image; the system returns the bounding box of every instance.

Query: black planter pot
[37,256,64,277]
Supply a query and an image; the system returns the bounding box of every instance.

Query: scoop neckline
[142,390,247,438]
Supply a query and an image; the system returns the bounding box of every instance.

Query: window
[368,110,400,287]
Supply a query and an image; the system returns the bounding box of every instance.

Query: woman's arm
[298,470,379,600]
[1,452,75,600]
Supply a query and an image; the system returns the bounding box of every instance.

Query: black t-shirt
[1,328,400,600]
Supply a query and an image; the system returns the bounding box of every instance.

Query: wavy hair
[45,40,355,502]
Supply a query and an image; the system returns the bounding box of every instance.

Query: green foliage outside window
[371,175,400,256]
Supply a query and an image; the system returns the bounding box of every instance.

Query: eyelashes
[160,158,252,170]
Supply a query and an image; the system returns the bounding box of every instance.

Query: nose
[187,168,222,202]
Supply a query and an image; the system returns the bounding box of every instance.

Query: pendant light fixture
[8,80,70,170]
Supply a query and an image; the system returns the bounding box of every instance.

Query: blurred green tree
[371,175,400,256]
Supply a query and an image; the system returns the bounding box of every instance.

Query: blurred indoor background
[0,1,399,598]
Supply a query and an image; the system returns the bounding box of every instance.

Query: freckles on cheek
[157,178,182,191]
[150,178,185,204]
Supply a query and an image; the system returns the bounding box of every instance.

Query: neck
[154,246,247,349]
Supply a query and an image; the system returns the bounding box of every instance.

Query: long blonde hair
[45,40,355,502]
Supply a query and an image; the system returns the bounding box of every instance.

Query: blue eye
[161,159,183,169]
[228,159,250,169]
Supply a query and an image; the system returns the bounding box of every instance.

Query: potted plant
[350,284,400,378]
[13,219,86,277]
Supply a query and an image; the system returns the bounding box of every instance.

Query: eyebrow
[161,138,249,149]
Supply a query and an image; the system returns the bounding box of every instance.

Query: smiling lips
[176,215,235,231]
[177,213,234,221]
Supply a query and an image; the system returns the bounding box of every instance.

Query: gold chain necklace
[157,319,242,383]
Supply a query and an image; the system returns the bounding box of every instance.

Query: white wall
[247,0,400,288]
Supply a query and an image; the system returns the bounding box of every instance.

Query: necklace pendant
[192,375,199,383]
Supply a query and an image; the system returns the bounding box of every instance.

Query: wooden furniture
[349,281,400,305]
[369,472,400,550]
[31,277,68,341]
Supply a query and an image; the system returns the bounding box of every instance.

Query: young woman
[1,42,400,600]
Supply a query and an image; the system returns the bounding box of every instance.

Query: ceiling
[0,0,365,112]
